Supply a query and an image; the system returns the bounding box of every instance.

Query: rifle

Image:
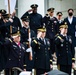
[28,27,33,60]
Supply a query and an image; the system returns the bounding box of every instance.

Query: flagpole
[8,0,10,15]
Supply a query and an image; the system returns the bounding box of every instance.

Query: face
[68,10,73,16]
[57,15,62,20]
[22,21,29,28]
[13,35,20,43]
[49,11,54,17]
[60,28,68,34]
[32,8,37,13]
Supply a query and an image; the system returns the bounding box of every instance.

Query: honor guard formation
[0,4,76,75]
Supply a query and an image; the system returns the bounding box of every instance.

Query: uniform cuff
[50,59,53,64]
[72,58,75,63]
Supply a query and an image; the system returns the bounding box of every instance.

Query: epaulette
[33,40,38,44]
[8,38,13,43]
[57,36,63,40]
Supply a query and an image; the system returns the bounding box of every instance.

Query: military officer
[0,10,11,71]
[0,13,13,39]
[4,27,26,75]
[54,22,75,75]
[56,12,63,30]
[31,26,53,75]
[20,14,36,71]
[21,4,43,34]
[43,8,59,54]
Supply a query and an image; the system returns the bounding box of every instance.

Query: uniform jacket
[31,38,52,69]
[54,34,75,65]
[20,27,36,70]
[22,12,43,34]
[43,16,59,39]
[4,38,26,70]
[12,16,22,29]
[20,27,36,45]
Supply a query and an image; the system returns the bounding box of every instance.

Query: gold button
[19,56,21,58]
[38,47,40,49]
[48,48,50,50]
[52,30,53,32]
[9,59,11,60]
[19,59,20,61]
[66,48,68,50]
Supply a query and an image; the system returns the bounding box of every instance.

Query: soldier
[54,23,75,75]
[22,4,43,34]
[56,12,63,30]
[0,13,13,38]
[31,26,53,75]
[20,14,36,71]
[0,10,11,71]
[4,27,26,75]
[43,8,59,54]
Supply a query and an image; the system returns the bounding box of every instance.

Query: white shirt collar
[68,16,73,24]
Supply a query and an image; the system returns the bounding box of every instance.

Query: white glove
[26,47,32,52]
[28,38,31,42]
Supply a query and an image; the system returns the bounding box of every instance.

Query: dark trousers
[4,68,20,75]
[57,64,72,75]
[36,69,50,75]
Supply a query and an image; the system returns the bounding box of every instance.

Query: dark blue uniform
[22,12,43,34]
[31,38,52,75]
[11,16,22,29]
[4,38,26,75]
[54,34,75,75]
[43,16,59,54]
[0,19,11,71]
[20,27,36,71]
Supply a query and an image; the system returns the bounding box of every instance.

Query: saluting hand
[27,9,33,12]
[60,28,65,35]
[37,32,42,39]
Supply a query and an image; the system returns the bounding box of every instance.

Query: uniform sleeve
[70,38,75,63]
[46,39,53,64]
[31,38,38,49]
[3,39,12,63]
[54,35,61,45]
[23,52,27,69]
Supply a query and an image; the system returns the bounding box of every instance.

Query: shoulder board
[33,40,38,44]
[8,38,13,43]
[57,36,63,40]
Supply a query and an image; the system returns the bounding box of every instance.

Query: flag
[4,0,16,14]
